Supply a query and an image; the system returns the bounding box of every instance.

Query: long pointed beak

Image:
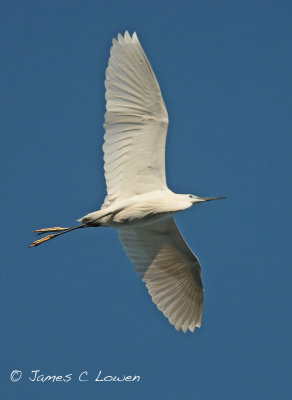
[198,196,227,202]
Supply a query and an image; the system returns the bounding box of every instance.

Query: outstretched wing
[102,31,169,208]
[118,217,204,333]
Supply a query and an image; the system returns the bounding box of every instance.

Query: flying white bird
[30,31,225,333]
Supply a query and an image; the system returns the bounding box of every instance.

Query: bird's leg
[33,227,71,235]
[29,209,114,248]
[29,224,88,248]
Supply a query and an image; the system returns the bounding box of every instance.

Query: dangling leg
[33,227,70,235]
[29,224,89,248]
[29,209,113,248]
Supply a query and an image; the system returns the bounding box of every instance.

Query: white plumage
[31,31,225,333]
[102,31,168,208]
[118,217,203,332]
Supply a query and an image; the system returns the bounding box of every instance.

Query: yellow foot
[33,227,69,233]
[29,234,58,248]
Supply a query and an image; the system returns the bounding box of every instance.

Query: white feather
[102,31,168,208]
[118,217,203,332]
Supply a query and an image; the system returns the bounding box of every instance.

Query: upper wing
[118,217,204,333]
[102,31,169,208]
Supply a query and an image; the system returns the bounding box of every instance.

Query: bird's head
[187,194,227,205]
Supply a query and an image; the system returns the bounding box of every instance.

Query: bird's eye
[189,195,193,199]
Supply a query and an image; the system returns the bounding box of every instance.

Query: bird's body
[80,190,193,228]
[30,31,225,333]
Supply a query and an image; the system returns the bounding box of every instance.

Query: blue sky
[0,0,291,399]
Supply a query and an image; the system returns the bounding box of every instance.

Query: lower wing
[118,217,203,333]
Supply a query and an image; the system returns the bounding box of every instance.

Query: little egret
[30,31,225,333]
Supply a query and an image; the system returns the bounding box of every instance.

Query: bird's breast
[102,205,174,228]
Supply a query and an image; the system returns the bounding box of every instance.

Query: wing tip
[174,320,201,334]
[113,30,138,43]
[148,289,203,334]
